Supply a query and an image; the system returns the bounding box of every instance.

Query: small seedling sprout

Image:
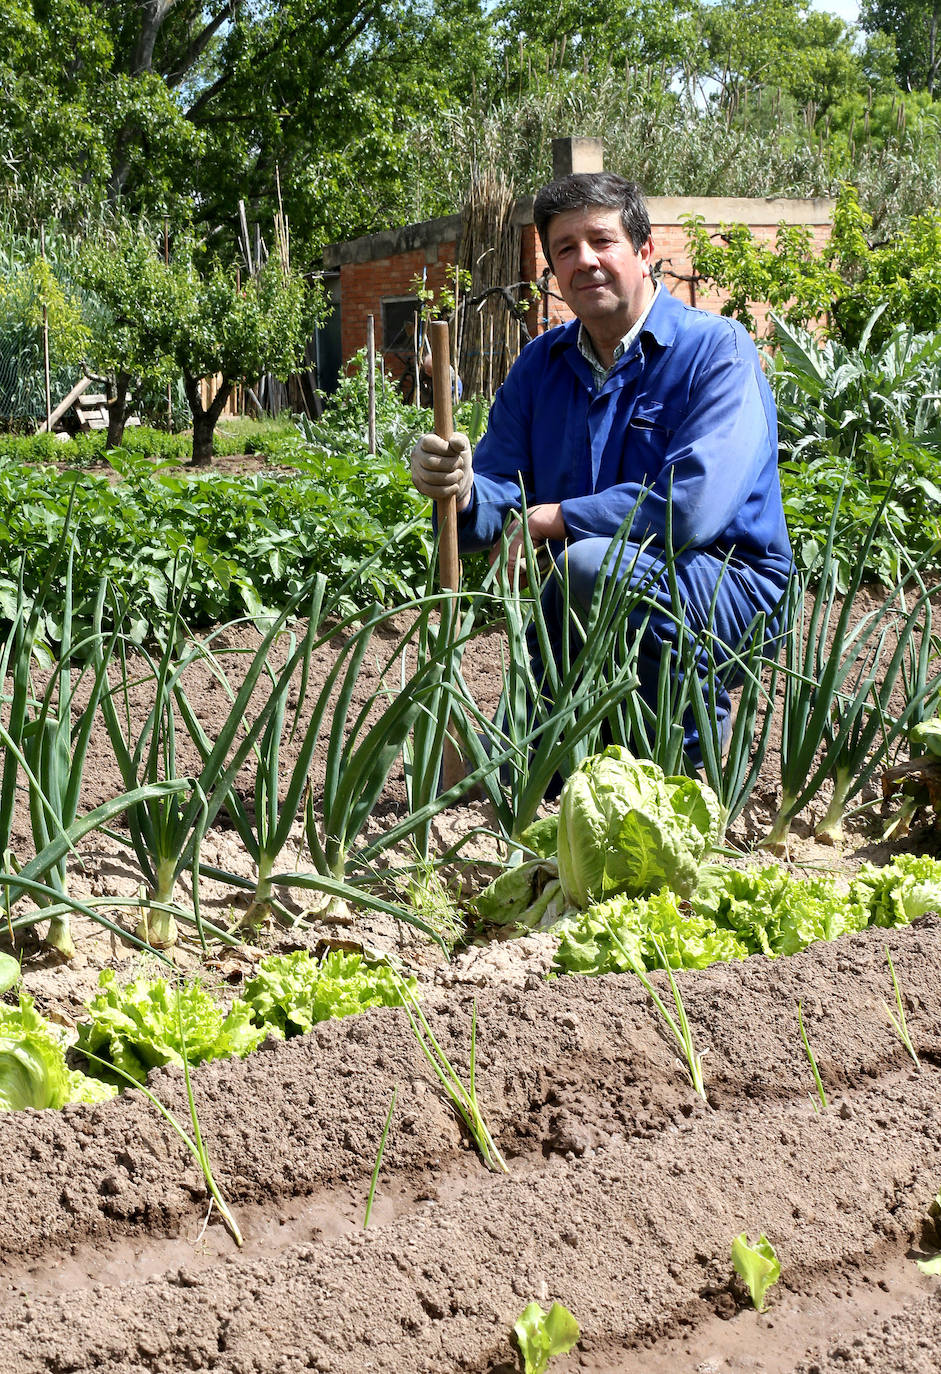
[395,978,508,1173]
[731,1232,781,1311]
[883,945,920,1070]
[797,1000,828,1112]
[513,1300,580,1374]
[363,1085,398,1228]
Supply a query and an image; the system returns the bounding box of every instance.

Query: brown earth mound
[0,915,939,1372]
[2,600,940,1371]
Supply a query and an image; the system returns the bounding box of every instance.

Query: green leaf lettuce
[1,994,116,1111]
[77,970,266,1085]
[241,950,415,1038]
[513,1300,580,1374]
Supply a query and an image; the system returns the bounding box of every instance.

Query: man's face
[546,206,654,338]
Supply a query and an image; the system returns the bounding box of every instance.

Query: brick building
[322,138,833,398]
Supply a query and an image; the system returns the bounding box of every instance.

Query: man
[410,172,792,762]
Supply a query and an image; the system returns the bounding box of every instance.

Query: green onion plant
[396,980,508,1173]
[20,556,122,957]
[765,480,937,849]
[797,1000,828,1111]
[601,916,707,1100]
[174,578,329,929]
[456,508,649,843]
[82,989,243,1246]
[883,946,920,1069]
[302,596,496,882]
[812,579,940,845]
[364,1085,398,1228]
[98,569,325,947]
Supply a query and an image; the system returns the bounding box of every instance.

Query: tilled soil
[1,916,939,1372]
[2,595,941,1371]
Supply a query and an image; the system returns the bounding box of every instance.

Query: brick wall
[339,241,457,386]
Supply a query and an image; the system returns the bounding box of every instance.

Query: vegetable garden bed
[1,589,940,1372]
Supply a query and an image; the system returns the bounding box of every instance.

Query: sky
[810,0,860,23]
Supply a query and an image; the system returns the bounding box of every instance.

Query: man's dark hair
[533,173,651,270]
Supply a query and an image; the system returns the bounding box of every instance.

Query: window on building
[382,296,420,353]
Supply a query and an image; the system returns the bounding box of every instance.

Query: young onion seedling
[883,946,920,1070]
[600,917,707,1101]
[395,979,507,1173]
[797,1001,828,1111]
[363,1085,398,1229]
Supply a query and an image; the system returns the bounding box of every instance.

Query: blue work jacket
[459,289,793,609]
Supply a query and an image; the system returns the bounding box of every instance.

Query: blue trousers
[533,537,782,761]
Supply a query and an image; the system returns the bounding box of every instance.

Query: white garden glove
[409,432,473,507]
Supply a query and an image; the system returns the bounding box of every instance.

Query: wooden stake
[366,314,377,455]
[430,321,459,591]
[430,320,462,791]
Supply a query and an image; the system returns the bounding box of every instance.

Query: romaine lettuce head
[77,970,266,1086]
[242,950,415,1038]
[0,994,116,1111]
[556,746,722,908]
[849,854,941,927]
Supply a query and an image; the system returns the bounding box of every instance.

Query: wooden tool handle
[430,321,460,591]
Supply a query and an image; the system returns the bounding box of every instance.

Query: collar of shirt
[576,282,662,388]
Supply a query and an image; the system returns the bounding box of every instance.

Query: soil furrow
[1,1060,940,1371]
[1,918,939,1276]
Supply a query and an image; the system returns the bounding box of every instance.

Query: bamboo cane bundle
[456,170,519,399]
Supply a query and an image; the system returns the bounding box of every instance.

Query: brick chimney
[551,136,605,179]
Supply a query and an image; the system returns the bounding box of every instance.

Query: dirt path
[1,917,939,1372]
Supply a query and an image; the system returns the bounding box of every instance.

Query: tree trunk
[184,372,232,466]
[106,371,130,449]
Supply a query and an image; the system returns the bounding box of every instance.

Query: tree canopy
[860,0,941,95]
[2,0,939,257]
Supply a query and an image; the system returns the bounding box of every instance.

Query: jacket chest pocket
[625,404,675,477]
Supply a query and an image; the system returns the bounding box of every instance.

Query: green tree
[78,220,178,447]
[490,0,699,91]
[700,0,865,115]
[685,183,941,346]
[0,1,494,253]
[163,243,326,465]
[860,0,941,95]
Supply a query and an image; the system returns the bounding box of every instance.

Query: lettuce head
[1,994,116,1111]
[77,969,266,1086]
[556,747,722,908]
[849,854,941,928]
[554,888,748,976]
[692,863,866,958]
[241,950,415,1038]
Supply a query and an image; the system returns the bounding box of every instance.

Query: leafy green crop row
[0,950,414,1110]
[471,748,941,977]
[0,445,429,634]
[552,853,941,978]
[0,424,257,466]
